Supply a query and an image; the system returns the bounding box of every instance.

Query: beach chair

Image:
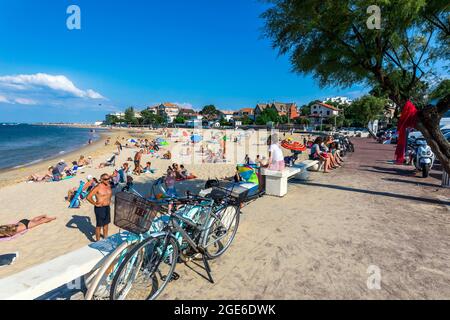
[69,181,85,209]
[105,155,116,167]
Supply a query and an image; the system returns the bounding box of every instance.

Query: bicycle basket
[114,192,162,234]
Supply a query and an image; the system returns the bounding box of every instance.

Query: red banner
[395,101,418,164]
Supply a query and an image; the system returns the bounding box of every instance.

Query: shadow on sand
[295,181,450,206]
[66,215,96,242]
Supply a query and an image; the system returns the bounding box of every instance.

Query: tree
[140,109,164,126]
[429,79,450,100]
[241,115,254,125]
[105,114,119,125]
[262,0,450,173]
[200,105,220,121]
[346,95,387,127]
[124,107,138,125]
[174,116,186,124]
[255,107,281,125]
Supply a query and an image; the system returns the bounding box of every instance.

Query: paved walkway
[158,138,449,299]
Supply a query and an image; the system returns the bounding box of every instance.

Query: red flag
[395,101,418,164]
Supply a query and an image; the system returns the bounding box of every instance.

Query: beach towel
[0,224,28,242]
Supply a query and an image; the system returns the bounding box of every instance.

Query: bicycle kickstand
[202,255,215,284]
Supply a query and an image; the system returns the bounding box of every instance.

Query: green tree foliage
[140,109,164,125]
[345,95,387,127]
[105,114,120,125]
[241,115,254,125]
[262,0,450,173]
[256,107,281,125]
[200,105,220,121]
[124,107,138,125]
[429,79,450,101]
[174,116,186,124]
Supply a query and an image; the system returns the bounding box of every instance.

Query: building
[323,96,353,105]
[146,102,181,123]
[309,101,341,125]
[105,112,125,124]
[220,110,235,122]
[254,102,299,120]
[232,108,255,121]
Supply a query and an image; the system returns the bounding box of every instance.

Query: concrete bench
[261,167,301,197]
[292,160,320,179]
[0,233,127,300]
[261,160,319,197]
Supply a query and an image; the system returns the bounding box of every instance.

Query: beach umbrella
[191,134,203,143]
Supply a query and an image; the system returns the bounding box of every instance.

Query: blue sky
[0,0,368,123]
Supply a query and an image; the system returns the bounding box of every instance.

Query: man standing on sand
[133,149,143,175]
[87,173,113,242]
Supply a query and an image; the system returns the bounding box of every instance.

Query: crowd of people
[27,156,93,183]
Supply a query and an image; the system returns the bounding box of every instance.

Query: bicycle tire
[110,234,179,300]
[85,241,134,300]
[203,204,240,259]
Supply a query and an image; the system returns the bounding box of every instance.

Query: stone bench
[261,160,319,197]
[0,233,127,300]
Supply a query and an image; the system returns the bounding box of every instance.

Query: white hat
[87,175,93,181]
[60,159,65,163]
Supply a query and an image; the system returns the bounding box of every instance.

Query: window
[327,111,330,115]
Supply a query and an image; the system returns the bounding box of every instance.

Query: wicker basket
[114,192,163,234]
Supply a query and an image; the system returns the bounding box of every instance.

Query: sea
[0,123,102,171]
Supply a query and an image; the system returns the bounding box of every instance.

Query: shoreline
[0,131,114,189]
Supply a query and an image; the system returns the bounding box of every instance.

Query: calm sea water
[0,124,101,170]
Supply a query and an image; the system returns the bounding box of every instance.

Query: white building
[323,96,353,105]
[309,102,341,125]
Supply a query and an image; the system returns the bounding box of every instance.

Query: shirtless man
[87,173,113,242]
[133,150,144,175]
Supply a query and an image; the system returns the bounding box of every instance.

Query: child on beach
[164,167,177,197]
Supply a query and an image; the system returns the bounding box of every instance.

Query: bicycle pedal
[171,272,180,281]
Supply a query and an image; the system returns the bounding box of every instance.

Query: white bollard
[442,170,450,188]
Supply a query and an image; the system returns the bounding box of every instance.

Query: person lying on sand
[28,166,54,182]
[77,155,88,167]
[163,150,172,160]
[0,216,56,239]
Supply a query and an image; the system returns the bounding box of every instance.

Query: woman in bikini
[0,216,56,239]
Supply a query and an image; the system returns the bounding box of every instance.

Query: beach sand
[1,131,448,299]
[1,128,299,278]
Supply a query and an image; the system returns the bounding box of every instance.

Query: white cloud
[174,102,194,109]
[0,73,105,100]
[14,98,37,105]
[0,95,9,103]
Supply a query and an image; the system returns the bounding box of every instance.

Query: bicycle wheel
[110,234,179,300]
[85,242,135,300]
[203,204,240,259]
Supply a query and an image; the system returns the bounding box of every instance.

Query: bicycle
[85,193,175,300]
[108,187,243,300]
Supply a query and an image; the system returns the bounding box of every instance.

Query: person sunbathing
[28,166,54,182]
[78,155,88,167]
[0,216,56,239]
[163,150,172,160]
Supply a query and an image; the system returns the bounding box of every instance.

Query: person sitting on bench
[310,137,332,173]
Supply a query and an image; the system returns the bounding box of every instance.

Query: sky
[0,0,368,123]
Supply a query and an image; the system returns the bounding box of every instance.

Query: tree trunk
[415,96,450,175]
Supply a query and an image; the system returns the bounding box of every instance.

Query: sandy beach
[1,130,448,300]
[0,128,287,278]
